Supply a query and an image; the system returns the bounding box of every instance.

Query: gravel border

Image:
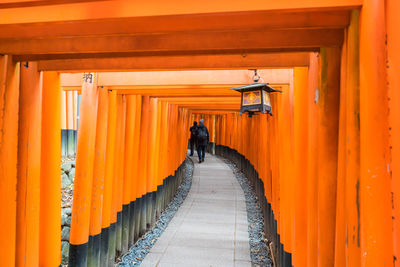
[118,157,194,266]
[222,158,273,267]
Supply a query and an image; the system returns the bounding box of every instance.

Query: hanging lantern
[231,70,282,117]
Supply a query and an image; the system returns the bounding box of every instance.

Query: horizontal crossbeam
[2,29,343,58]
[38,53,309,71]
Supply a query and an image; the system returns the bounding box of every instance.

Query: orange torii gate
[0,0,400,267]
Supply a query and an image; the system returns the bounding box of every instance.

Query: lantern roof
[230,82,282,93]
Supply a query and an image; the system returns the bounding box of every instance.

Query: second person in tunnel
[196,119,209,163]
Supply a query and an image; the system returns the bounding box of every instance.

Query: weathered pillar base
[107,222,116,267]
[128,201,135,247]
[99,227,109,267]
[87,233,101,267]
[121,204,130,254]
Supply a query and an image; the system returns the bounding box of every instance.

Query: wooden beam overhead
[158,97,241,104]
[61,70,292,87]
[37,53,310,71]
[64,85,286,97]
[0,0,107,9]
[178,104,240,110]
[1,28,343,57]
[0,0,362,24]
[0,10,349,39]
[190,110,238,115]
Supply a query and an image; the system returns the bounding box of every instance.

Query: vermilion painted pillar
[16,62,42,267]
[386,0,400,263]
[40,71,61,267]
[317,47,340,267]
[306,53,319,267]
[293,67,308,267]
[107,94,125,266]
[148,98,159,193]
[159,101,169,181]
[132,95,142,242]
[132,95,142,201]
[100,90,117,267]
[344,10,362,267]
[69,73,98,267]
[154,101,162,188]
[122,95,136,252]
[138,96,150,236]
[334,28,347,267]
[112,95,126,257]
[108,93,122,266]
[281,78,295,262]
[0,56,19,267]
[88,86,109,267]
[360,0,393,265]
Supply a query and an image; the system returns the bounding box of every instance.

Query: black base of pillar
[87,233,101,267]
[121,204,130,254]
[69,242,88,267]
[128,201,135,247]
[99,227,109,267]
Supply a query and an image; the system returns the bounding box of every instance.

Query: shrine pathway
[141,154,252,267]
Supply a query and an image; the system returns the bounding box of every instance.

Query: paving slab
[141,154,251,267]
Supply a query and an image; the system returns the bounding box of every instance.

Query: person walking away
[196,119,209,163]
[189,121,198,156]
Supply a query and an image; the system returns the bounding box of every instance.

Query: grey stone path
[141,154,251,267]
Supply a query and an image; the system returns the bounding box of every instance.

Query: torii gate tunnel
[0,0,400,266]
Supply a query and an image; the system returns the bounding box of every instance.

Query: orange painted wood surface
[0,0,361,24]
[386,0,400,263]
[90,86,109,236]
[0,56,19,267]
[16,62,42,267]
[102,90,117,229]
[360,0,393,265]
[40,71,61,266]
[70,73,99,245]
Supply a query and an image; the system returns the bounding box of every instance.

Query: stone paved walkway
[141,154,251,267]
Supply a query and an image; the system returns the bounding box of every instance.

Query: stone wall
[61,162,75,265]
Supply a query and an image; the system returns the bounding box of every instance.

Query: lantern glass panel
[262,90,271,106]
[242,90,262,106]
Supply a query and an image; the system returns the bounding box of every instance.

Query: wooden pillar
[154,100,162,188]
[16,62,42,267]
[138,96,150,236]
[112,95,126,257]
[277,76,294,261]
[100,90,117,267]
[386,0,400,263]
[61,90,67,156]
[66,90,75,156]
[306,53,319,267]
[69,73,98,267]
[317,47,340,267]
[159,101,169,182]
[293,67,308,267]
[0,56,19,267]
[148,98,159,193]
[343,10,362,267]
[334,26,348,267]
[132,95,142,242]
[40,71,61,267]
[122,95,136,253]
[360,0,393,265]
[87,86,109,267]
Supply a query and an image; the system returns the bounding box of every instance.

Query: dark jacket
[196,123,209,146]
[190,125,198,140]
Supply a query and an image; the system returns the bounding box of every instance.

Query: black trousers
[197,144,206,161]
[189,139,196,156]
